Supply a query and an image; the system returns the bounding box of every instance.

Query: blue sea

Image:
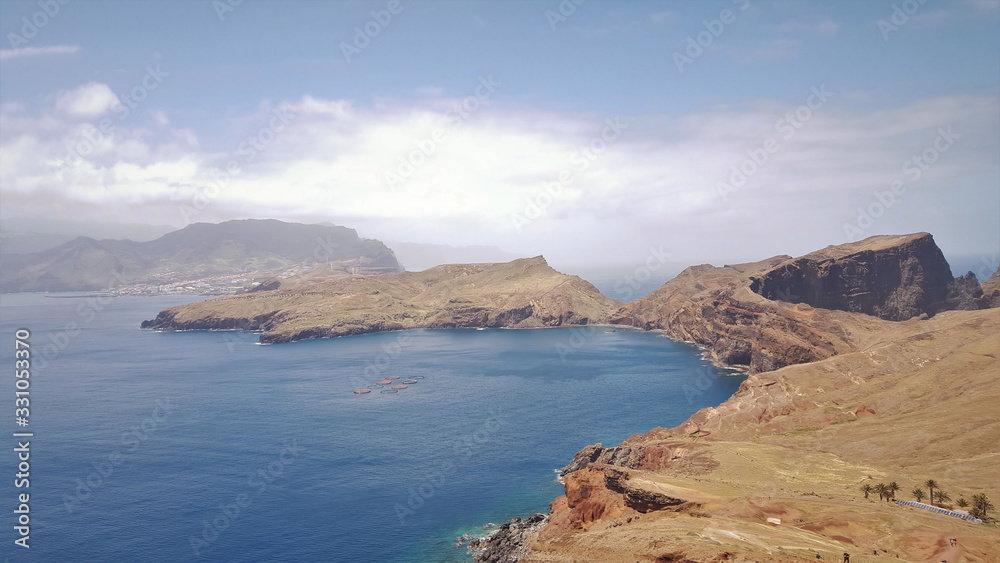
[0,293,744,562]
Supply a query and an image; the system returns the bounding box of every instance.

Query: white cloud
[0,45,80,60]
[1,86,997,263]
[54,83,120,119]
[151,110,171,126]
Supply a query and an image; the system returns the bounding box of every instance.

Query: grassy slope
[524,308,1000,562]
[144,257,623,342]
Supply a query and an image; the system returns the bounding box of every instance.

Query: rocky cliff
[612,233,984,374]
[474,514,549,563]
[141,256,621,343]
[747,233,957,320]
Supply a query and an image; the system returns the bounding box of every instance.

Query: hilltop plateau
[141,256,621,343]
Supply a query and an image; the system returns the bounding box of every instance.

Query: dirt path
[936,537,962,562]
[925,532,965,563]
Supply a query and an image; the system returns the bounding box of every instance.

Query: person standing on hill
[843,553,850,563]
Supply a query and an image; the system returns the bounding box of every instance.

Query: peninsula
[140,232,999,561]
[141,256,621,343]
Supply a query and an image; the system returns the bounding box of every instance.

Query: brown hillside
[141,256,621,343]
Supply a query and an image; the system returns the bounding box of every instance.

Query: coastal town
[109,271,276,296]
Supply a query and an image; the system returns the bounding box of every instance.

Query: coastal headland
[141,233,1000,561]
[141,256,621,343]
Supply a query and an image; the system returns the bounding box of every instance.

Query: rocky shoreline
[460,234,1000,562]
[470,514,549,563]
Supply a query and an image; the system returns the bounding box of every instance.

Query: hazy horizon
[1,0,998,268]
[1,216,995,293]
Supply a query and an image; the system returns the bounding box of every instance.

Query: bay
[0,293,744,562]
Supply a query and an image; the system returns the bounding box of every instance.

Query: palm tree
[874,483,889,501]
[934,490,951,507]
[970,493,994,521]
[912,488,925,502]
[861,484,873,499]
[925,479,937,505]
[887,481,900,500]
[957,498,969,508]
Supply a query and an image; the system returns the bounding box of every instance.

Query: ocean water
[0,294,744,562]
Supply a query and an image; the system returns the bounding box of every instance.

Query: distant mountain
[385,241,526,271]
[0,219,400,293]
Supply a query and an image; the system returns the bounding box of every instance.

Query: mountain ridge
[0,219,400,293]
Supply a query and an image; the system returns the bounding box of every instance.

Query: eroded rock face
[748,233,956,321]
[558,441,719,479]
[946,271,984,312]
[473,514,548,563]
[613,233,971,374]
[602,467,686,512]
[558,444,635,477]
[541,465,695,542]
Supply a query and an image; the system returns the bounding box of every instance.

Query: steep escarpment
[141,256,621,343]
[612,233,985,374]
[611,256,883,373]
[747,233,960,320]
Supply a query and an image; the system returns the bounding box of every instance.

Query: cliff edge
[612,233,985,374]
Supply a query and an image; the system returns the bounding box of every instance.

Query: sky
[1,0,998,270]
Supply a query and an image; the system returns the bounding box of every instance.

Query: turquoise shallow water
[0,293,744,562]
